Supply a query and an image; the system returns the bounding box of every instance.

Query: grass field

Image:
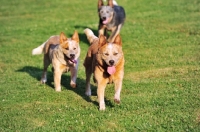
[0,0,200,131]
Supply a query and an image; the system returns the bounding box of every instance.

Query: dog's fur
[98,0,126,43]
[84,28,124,110]
[32,31,80,91]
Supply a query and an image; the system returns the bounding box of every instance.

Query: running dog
[98,0,126,42]
[84,28,124,110]
[32,31,80,91]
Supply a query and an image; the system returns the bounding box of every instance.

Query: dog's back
[112,5,125,26]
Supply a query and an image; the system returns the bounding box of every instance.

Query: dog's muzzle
[64,54,77,64]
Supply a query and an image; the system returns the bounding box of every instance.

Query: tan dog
[32,31,80,91]
[84,28,124,110]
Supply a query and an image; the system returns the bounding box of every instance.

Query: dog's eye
[106,11,109,13]
[104,53,109,56]
[73,48,76,50]
[114,53,118,56]
[65,48,69,50]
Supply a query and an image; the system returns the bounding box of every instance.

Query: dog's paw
[85,90,91,96]
[70,83,76,88]
[55,89,61,92]
[99,104,106,111]
[114,98,120,104]
[40,79,46,84]
[55,86,61,92]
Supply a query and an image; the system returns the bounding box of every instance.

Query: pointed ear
[113,35,122,46]
[98,35,107,47]
[98,0,104,9]
[71,30,79,43]
[60,32,68,44]
[107,0,113,7]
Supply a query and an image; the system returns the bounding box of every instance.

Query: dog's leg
[85,67,92,96]
[95,70,108,110]
[53,70,62,92]
[69,62,79,88]
[97,82,107,110]
[114,79,123,104]
[41,54,50,83]
[98,28,105,37]
[104,29,108,39]
[98,24,105,37]
[108,24,122,42]
[70,70,77,88]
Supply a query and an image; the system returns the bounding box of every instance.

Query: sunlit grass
[0,0,200,131]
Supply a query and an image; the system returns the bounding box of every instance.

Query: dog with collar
[84,28,124,110]
[98,0,126,42]
[32,31,80,91]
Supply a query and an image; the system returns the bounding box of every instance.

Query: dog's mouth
[107,66,116,75]
[64,54,77,64]
[107,60,116,75]
[102,17,109,24]
[69,59,77,64]
[102,19,108,24]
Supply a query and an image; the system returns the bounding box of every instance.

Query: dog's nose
[109,60,114,66]
[102,17,106,20]
[70,54,75,58]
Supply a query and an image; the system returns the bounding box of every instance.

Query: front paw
[114,98,120,104]
[70,83,76,88]
[40,78,46,84]
[99,103,105,111]
[55,86,61,92]
[85,90,91,96]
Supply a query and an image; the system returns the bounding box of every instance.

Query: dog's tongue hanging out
[103,18,108,24]
[71,59,77,64]
[107,66,116,75]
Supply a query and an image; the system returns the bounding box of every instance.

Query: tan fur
[84,28,124,110]
[32,31,80,91]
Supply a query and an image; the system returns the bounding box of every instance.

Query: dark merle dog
[98,0,126,42]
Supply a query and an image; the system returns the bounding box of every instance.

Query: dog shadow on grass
[16,66,114,109]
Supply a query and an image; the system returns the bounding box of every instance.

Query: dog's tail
[103,0,117,5]
[32,41,46,55]
[84,28,98,45]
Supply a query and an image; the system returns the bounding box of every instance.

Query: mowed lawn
[0,0,200,131]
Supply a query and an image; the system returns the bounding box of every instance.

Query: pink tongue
[107,66,116,75]
[70,59,77,64]
[103,19,108,24]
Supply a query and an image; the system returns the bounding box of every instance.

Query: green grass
[0,0,200,131]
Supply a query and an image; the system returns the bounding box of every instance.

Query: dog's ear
[60,32,68,44]
[72,30,79,43]
[107,0,113,8]
[99,35,107,47]
[98,0,104,9]
[113,35,122,46]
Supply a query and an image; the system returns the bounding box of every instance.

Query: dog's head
[97,34,123,75]
[60,31,80,65]
[98,0,114,25]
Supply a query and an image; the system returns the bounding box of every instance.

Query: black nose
[70,54,75,58]
[109,60,114,66]
[102,17,106,20]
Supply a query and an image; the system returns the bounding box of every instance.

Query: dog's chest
[105,23,115,31]
[108,75,114,84]
[60,64,70,73]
